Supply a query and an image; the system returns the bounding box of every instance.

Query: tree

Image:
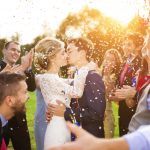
[0,38,8,59]
[21,34,46,54]
[56,7,103,41]
[56,7,125,65]
[127,15,148,35]
[11,32,20,42]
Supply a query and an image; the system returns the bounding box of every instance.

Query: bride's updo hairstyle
[34,37,64,73]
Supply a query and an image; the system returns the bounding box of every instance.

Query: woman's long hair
[102,48,123,77]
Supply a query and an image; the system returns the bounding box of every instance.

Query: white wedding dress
[36,67,90,150]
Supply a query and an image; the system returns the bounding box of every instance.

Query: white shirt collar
[0,114,8,127]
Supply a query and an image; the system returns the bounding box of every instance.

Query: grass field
[9,92,119,150]
[26,92,37,150]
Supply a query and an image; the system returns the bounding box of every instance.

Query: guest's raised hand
[2,64,23,74]
[28,49,34,67]
[21,50,34,71]
[10,64,23,73]
[115,86,136,100]
[108,94,121,102]
[0,64,12,73]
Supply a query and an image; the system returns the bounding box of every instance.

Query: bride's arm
[61,67,89,98]
[63,78,74,84]
[61,62,97,98]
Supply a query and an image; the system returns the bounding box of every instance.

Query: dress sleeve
[35,74,54,104]
[36,68,89,104]
[63,78,74,84]
[63,67,89,98]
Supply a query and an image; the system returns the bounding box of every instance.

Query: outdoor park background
[0,0,149,149]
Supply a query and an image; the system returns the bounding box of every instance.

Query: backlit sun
[92,0,149,25]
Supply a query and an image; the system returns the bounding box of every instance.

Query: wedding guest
[128,28,150,133]
[34,89,47,150]
[101,48,122,138]
[111,33,144,136]
[0,73,29,149]
[0,41,35,150]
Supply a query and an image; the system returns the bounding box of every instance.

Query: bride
[34,37,96,149]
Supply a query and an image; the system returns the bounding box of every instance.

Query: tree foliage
[56,7,147,65]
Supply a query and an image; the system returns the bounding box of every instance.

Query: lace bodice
[36,66,90,107]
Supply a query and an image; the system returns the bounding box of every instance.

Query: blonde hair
[104,48,122,65]
[102,48,123,76]
[34,37,64,73]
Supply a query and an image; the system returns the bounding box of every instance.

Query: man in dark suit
[0,73,30,149]
[0,41,35,150]
[110,33,144,136]
[47,38,106,138]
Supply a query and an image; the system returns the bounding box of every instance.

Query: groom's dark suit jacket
[0,60,35,150]
[65,70,106,138]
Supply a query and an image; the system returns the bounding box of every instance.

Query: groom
[47,38,106,138]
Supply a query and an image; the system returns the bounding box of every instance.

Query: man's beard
[12,103,26,115]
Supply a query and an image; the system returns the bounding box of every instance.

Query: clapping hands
[1,49,34,74]
[21,49,34,71]
[114,85,136,100]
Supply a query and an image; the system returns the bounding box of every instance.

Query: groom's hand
[54,100,66,117]
[46,109,53,123]
[47,100,66,119]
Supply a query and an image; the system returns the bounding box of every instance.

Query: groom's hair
[67,37,94,61]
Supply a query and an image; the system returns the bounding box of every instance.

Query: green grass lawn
[9,92,119,150]
[112,102,119,137]
[26,92,37,150]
